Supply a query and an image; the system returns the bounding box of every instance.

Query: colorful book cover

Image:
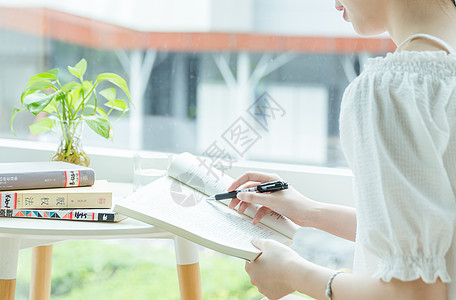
[0,208,126,222]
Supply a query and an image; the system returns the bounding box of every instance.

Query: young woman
[228,0,456,299]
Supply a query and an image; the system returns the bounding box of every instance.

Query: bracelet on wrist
[325,270,344,300]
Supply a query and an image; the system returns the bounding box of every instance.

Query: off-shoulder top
[339,34,456,296]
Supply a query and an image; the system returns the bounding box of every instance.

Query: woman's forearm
[290,260,447,300]
[302,202,357,242]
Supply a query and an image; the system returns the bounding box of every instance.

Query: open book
[114,152,299,261]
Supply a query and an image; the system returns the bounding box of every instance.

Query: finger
[228,181,259,209]
[252,206,272,225]
[237,191,272,206]
[238,181,261,190]
[238,201,250,214]
[251,238,266,250]
[228,172,279,191]
[228,198,241,209]
[245,261,253,274]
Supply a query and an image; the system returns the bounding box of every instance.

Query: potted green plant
[10,58,132,167]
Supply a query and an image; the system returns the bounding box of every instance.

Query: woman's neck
[385,0,456,50]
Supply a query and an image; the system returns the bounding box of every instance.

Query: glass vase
[51,120,90,167]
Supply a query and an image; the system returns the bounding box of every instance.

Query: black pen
[207,180,288,201]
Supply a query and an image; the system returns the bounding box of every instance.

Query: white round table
[0,192,202,300]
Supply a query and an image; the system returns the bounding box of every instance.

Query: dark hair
[445,0,456,7]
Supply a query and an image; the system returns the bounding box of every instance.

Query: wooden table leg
[0,238,20,300]
[30,245,53,300]
[174,237,202,300]
[0,279,16,300]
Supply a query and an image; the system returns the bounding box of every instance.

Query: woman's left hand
[245,239,304,299]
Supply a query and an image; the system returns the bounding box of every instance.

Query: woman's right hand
[228,171,320,227]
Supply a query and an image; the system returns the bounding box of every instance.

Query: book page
[167,152,299,239]
[167,152,232,196]
[115,176,292,260]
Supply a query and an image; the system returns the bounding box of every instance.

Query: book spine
[0,208,119,222]
[0,192,111,209]
[0,169,95,191]
[0,192,17,209]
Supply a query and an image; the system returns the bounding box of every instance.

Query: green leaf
[42,99,58,114]
[21,71,59,103]
[62,82,81,93]
[25,78,53,91]
[29,71,58,82]
[82,81,94,97]
[68,66,80,80]
[23,92,57,115]
[21,78,55,104]
[99,88,116,101]
[96,73,131,103]
[68,58,87,80]
[10,107,27,136]
[68,87,82,108]
[104,99,128,112]
[96,107,109,119]
[29,117,55,135]
[85,105,108,118]
[83,115,112,139]
[75,59,87,78]
[48,68,59,78]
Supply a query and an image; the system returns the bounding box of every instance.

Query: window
[1,3,379,297]
[0,1,394,168]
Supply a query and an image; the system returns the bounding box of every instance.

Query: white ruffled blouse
[339,47,456,296]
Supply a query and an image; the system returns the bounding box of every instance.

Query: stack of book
[0,161,126,222]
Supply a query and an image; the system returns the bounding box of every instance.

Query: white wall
[253,0,356,36]
[0,0,359,36]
